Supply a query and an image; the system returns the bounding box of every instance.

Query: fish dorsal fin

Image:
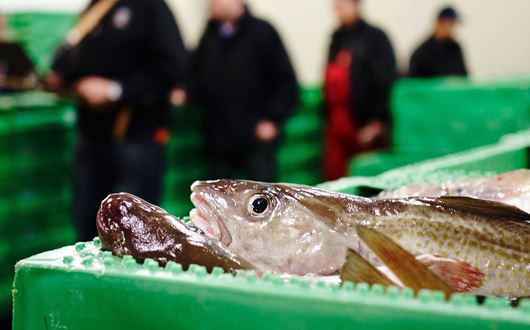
[411,196,530,222]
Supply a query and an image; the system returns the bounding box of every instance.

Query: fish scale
[332,203,530,296]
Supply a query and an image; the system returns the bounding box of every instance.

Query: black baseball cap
[438,6,460,21]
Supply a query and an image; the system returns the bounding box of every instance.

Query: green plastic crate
[12,240,530,330]
[391,78,530,154]
[0,188,72,230]
[278,171,322,185]
[0,92,67,112]
[6,13,76,74]
[2,225,76,311]
[349,151,442,177]
[0,166,71,196]
[326,129,530,195]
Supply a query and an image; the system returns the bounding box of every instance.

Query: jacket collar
[339,19,368,34]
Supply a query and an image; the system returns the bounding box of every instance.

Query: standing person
[47,0,188,241]
[324,0,396,181]
[191,0,299,182]
[409,6,468,78]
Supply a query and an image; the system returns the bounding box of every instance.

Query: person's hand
[170,88,187,106]
[255,120,278,142]
[75,76,120,107]
[44,71,63,90]
[358,121,384,147]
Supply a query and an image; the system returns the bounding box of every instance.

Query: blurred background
[0,0,529,327]
[4,0,528,81]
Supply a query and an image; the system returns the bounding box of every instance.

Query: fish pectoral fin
[339,249,398,287]
[356,226,454,300]
[416,254,485,293]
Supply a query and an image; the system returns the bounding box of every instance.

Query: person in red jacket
[324,0,396,181]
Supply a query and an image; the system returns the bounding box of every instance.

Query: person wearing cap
[324,0,396,180]
[191,0,299,182]
[409,6,468,78]
[48,0,188,241]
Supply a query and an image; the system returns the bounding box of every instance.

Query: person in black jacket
[324,0,396,180]
[191,0,299,182]
[48,0,188,241]
[410,6,468,78]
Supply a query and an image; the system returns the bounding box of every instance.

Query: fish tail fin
[356,226,455,300]
[339,249,397,287]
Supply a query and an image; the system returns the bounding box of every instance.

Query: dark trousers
[209,141,278,182]
[74,136,164,242]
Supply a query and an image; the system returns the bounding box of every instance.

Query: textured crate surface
[12,239,530,330]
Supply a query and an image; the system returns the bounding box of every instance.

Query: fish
[190,179,530,297]
[96,193,253,273]
[377,170,530,213]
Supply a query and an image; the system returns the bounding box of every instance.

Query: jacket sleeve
[187,23,213,107]
[409,45,427,78]
[51,0,104,83]
[119,0,188,109]
[258,24,299,124]
[368,30,396,123]
[455,44,468,76]
[51,44,77,83]
[327,31,339,63]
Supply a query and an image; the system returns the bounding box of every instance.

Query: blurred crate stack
[161,88,324,216]
[350,78,530,176]
[6,13,76,74]
[162,107,207,216]
[0,93,77,310]
[277,87,323,184]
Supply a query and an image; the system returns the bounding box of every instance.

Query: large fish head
[190,179,348,275]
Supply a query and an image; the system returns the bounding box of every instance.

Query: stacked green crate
[6,13,76,74]
[350,77,530,176]
[162,107,207,215]
[0,92,77,311]
[278,87,323,184]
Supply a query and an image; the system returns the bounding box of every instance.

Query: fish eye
[248,194,271,216]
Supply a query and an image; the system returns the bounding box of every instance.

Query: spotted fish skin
[325,197,530,297]
[190,180,530,297]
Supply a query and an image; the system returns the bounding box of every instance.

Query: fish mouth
[190,192,232,246]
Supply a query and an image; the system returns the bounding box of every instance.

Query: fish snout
[191,181,209,193]
[189,190,233,247]
[96,194,130,253]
